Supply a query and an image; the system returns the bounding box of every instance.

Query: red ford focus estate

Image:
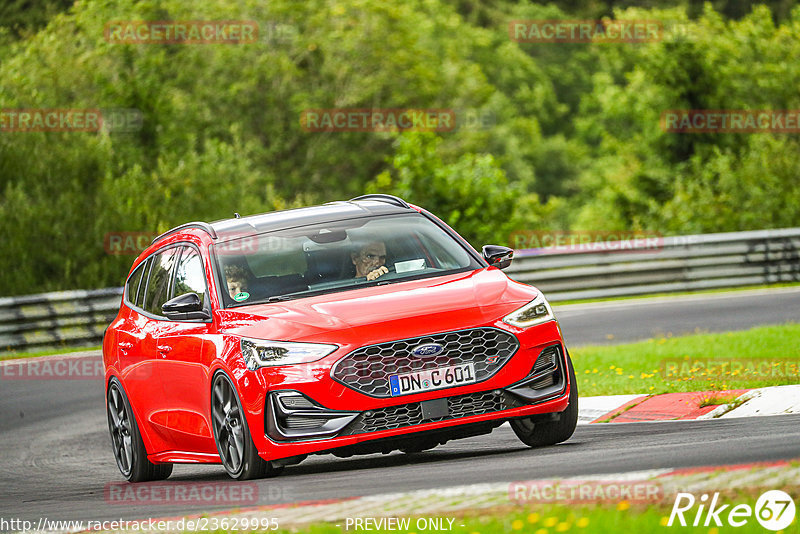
[103,195,577,481]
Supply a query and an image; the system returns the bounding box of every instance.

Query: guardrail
[0,288,122,353]
[1,228,798,353]
[506,228,800,301]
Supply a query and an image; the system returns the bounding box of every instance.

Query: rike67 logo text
[668,490,796,531]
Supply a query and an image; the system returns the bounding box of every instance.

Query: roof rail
[151,222,218,244]
[349,194,410,209]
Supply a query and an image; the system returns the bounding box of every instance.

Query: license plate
[389,363,476,396]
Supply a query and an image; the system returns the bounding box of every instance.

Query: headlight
[240,338,338,370]
[502,294,555,328]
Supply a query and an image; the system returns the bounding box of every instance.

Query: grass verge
[0,344,100,361]
[571,323,800,396]
[264,498,792,534]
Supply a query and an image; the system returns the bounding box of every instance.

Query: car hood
[217,268,538,344]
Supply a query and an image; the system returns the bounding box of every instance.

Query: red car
[104,195,577,482]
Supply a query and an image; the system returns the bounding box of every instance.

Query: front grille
[341,390,523,435]
[331,328,519,397]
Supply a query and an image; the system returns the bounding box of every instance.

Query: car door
[156,245,217,454]
[113,252,174,454]
[134,246,182,450]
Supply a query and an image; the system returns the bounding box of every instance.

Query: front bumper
[239,321,571,461]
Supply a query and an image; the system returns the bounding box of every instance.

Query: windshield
[214,213,481,307]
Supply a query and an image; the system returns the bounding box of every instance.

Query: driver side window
[143,248,179,316]
[172,247,207,308]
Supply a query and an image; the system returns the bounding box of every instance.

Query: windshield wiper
[266,295,297,302]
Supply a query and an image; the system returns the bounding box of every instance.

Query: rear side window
[133,258,152,308]
[172,247,207,308]
[125,261,146,306]
[143,248,179,316]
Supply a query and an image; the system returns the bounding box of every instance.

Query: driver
[224,264,250,298]
[351,241,388,281]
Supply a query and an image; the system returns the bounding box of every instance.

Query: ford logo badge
[412,343,444,357]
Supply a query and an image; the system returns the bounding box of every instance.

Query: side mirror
[162,293,210,320]
[482,245,513,270]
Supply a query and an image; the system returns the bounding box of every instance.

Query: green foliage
[368,132,552,246]
[0,0,797,295]
[568,4,800,232]
[0,0,73,38]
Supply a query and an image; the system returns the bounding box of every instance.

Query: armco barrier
[0,288,122,353]
[1,228,798,353]
[506,228,800,301]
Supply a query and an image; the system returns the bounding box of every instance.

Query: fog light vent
[530,374,555,389]
[285,416,326,430]
[280,395,315,409]
[533,348,557,373]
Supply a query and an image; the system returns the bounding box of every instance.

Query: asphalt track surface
[1,288,799,523]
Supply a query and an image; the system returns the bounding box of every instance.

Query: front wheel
[511,351,578,447]
[211,372,282,480]
[106,377,173,482]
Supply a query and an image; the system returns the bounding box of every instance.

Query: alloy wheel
[108,383,134,477]
[212,376,246,474]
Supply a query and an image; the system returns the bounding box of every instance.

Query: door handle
[157,345,173,357]
[119,342,133,349]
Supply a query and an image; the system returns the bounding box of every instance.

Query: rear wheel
[511,352,578,447]
[211,372,282,480]
[106,378,173,482]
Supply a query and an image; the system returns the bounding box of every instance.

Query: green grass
[572,323,800,396]
[194,464,800,534]
[697,393,741,409]
[551,281,800,306]
[0,344,100,361]
[250,498,789,534]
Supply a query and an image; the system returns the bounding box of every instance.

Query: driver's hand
[366,266,389,281]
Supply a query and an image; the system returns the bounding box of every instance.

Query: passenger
[351,241,388,281]
[224,264,249,298]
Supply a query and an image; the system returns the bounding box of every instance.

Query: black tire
[211,372,282,480]
[107,377,173,482]
[510,352,579,447]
